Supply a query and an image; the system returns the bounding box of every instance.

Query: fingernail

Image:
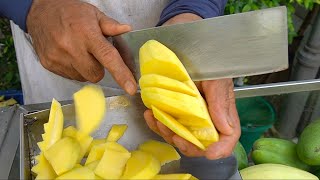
[124,81,136,95]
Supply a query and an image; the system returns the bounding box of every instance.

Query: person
[0,0,240,161]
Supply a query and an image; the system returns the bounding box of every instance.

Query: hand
[144,14,241,159]
[26,0,137,95]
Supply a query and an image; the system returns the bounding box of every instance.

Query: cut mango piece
[56,167,95,180]
[86,139,106,155]
[85,160,99,171]
[139,40,189,81]
[121,150,161,179]
[85,143,106,165]
[138,140,180,166]
[139,74,196,97]
[95,142,131,179]
[62,126,93,162]
[106,124,128,142]
[62,126,78,138]
[154,174,198,180]
[189,127,219,142]
[152,106,205,150]
[31,153,57,179]
[141,87,205,120]
[74,85,106,135]
[40,99,64,151]
[44,137,80,175]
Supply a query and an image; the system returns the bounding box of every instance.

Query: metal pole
[277,12,320,138]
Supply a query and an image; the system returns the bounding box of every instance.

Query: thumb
[98,12,132,36]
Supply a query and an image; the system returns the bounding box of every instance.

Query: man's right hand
[26,0,137,95]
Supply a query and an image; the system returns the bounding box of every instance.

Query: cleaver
[114,6,288,81]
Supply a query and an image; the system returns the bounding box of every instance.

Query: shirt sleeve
[157,0,227,26]
[0,0,33,32]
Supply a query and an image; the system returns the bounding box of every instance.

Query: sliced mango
[139,74,196,97]
[121,150,161,179]
[44,137,80,175]
[189,127,219,142]
[138,140,180,165]
[86,139,106,155]
[74,85,106,135]
[94,142,131,179]
[31,153,57,179]
[106,124,128,142]
[62,126,93,162]
[85,160,99,171]
[85,143,106,165]
[141,87,205,119]
[40,99,64,151]
[56,167,95,180]
[152,106,205,150]
[154,174,198,180]
[139,40,189,81]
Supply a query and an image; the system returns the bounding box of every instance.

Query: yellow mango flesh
[62,126,93,162]
[85,160,99,171]
[154,174,198,180]
[138,140,180,165]
[106,124,128,142]
[31,153,57,179]
[85,143,106,165]
[141,87,205,120]
[139,74,196,97]
[56,167,95,180]
[86,139,106,155]
[44,137,80,175]
[40,99,64,151]
[121,150,161,179]
[139,40,219,148]
[151,106,205,150]
[139,40,189,81]
[74,85,106,135]
[94,142,131,179]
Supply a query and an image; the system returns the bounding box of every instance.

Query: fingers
[98,12,132,36]
[202,79,235,136]
[156,121,175,145]
[172,136,205,157]
[144,110,161,136]
[87,34,137,95]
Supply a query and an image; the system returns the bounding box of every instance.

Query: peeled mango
[56,167,95,180]
[74,84,106,135]
[139,40,219,149]
[240,163,318,180]
[154,174,198,180]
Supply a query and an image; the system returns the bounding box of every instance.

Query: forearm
[158,0,228,26]
[0,0,33,32]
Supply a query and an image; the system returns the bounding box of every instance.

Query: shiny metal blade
[115,6,288,81]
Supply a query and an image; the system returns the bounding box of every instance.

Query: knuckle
[87,67,104,83]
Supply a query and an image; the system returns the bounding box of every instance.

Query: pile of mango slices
[139,40,219,149]
[31,85,197,179]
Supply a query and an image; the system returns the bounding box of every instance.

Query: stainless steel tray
[21,94,241,180]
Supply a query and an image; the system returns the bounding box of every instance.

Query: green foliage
[224,0,318,44]
[0,18,21,90]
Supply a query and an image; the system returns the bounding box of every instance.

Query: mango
[139,74,196,97]
[86,139,106,155]
[152,106,205,150]
[74,85,106,135]
[31,153,57,179]
[44,137,80,175]
[154,174,198,180]
[139,40,189,81]
[139,40,219,148]
[85,160,99,171]
[106,124,128,142]
[62,126,93,162]
[56,167,95,180]
[85,143,106,165]
[138,140,180,165]
[40,99,64,151]
[121,150,161,179]
[94,142,131,179]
